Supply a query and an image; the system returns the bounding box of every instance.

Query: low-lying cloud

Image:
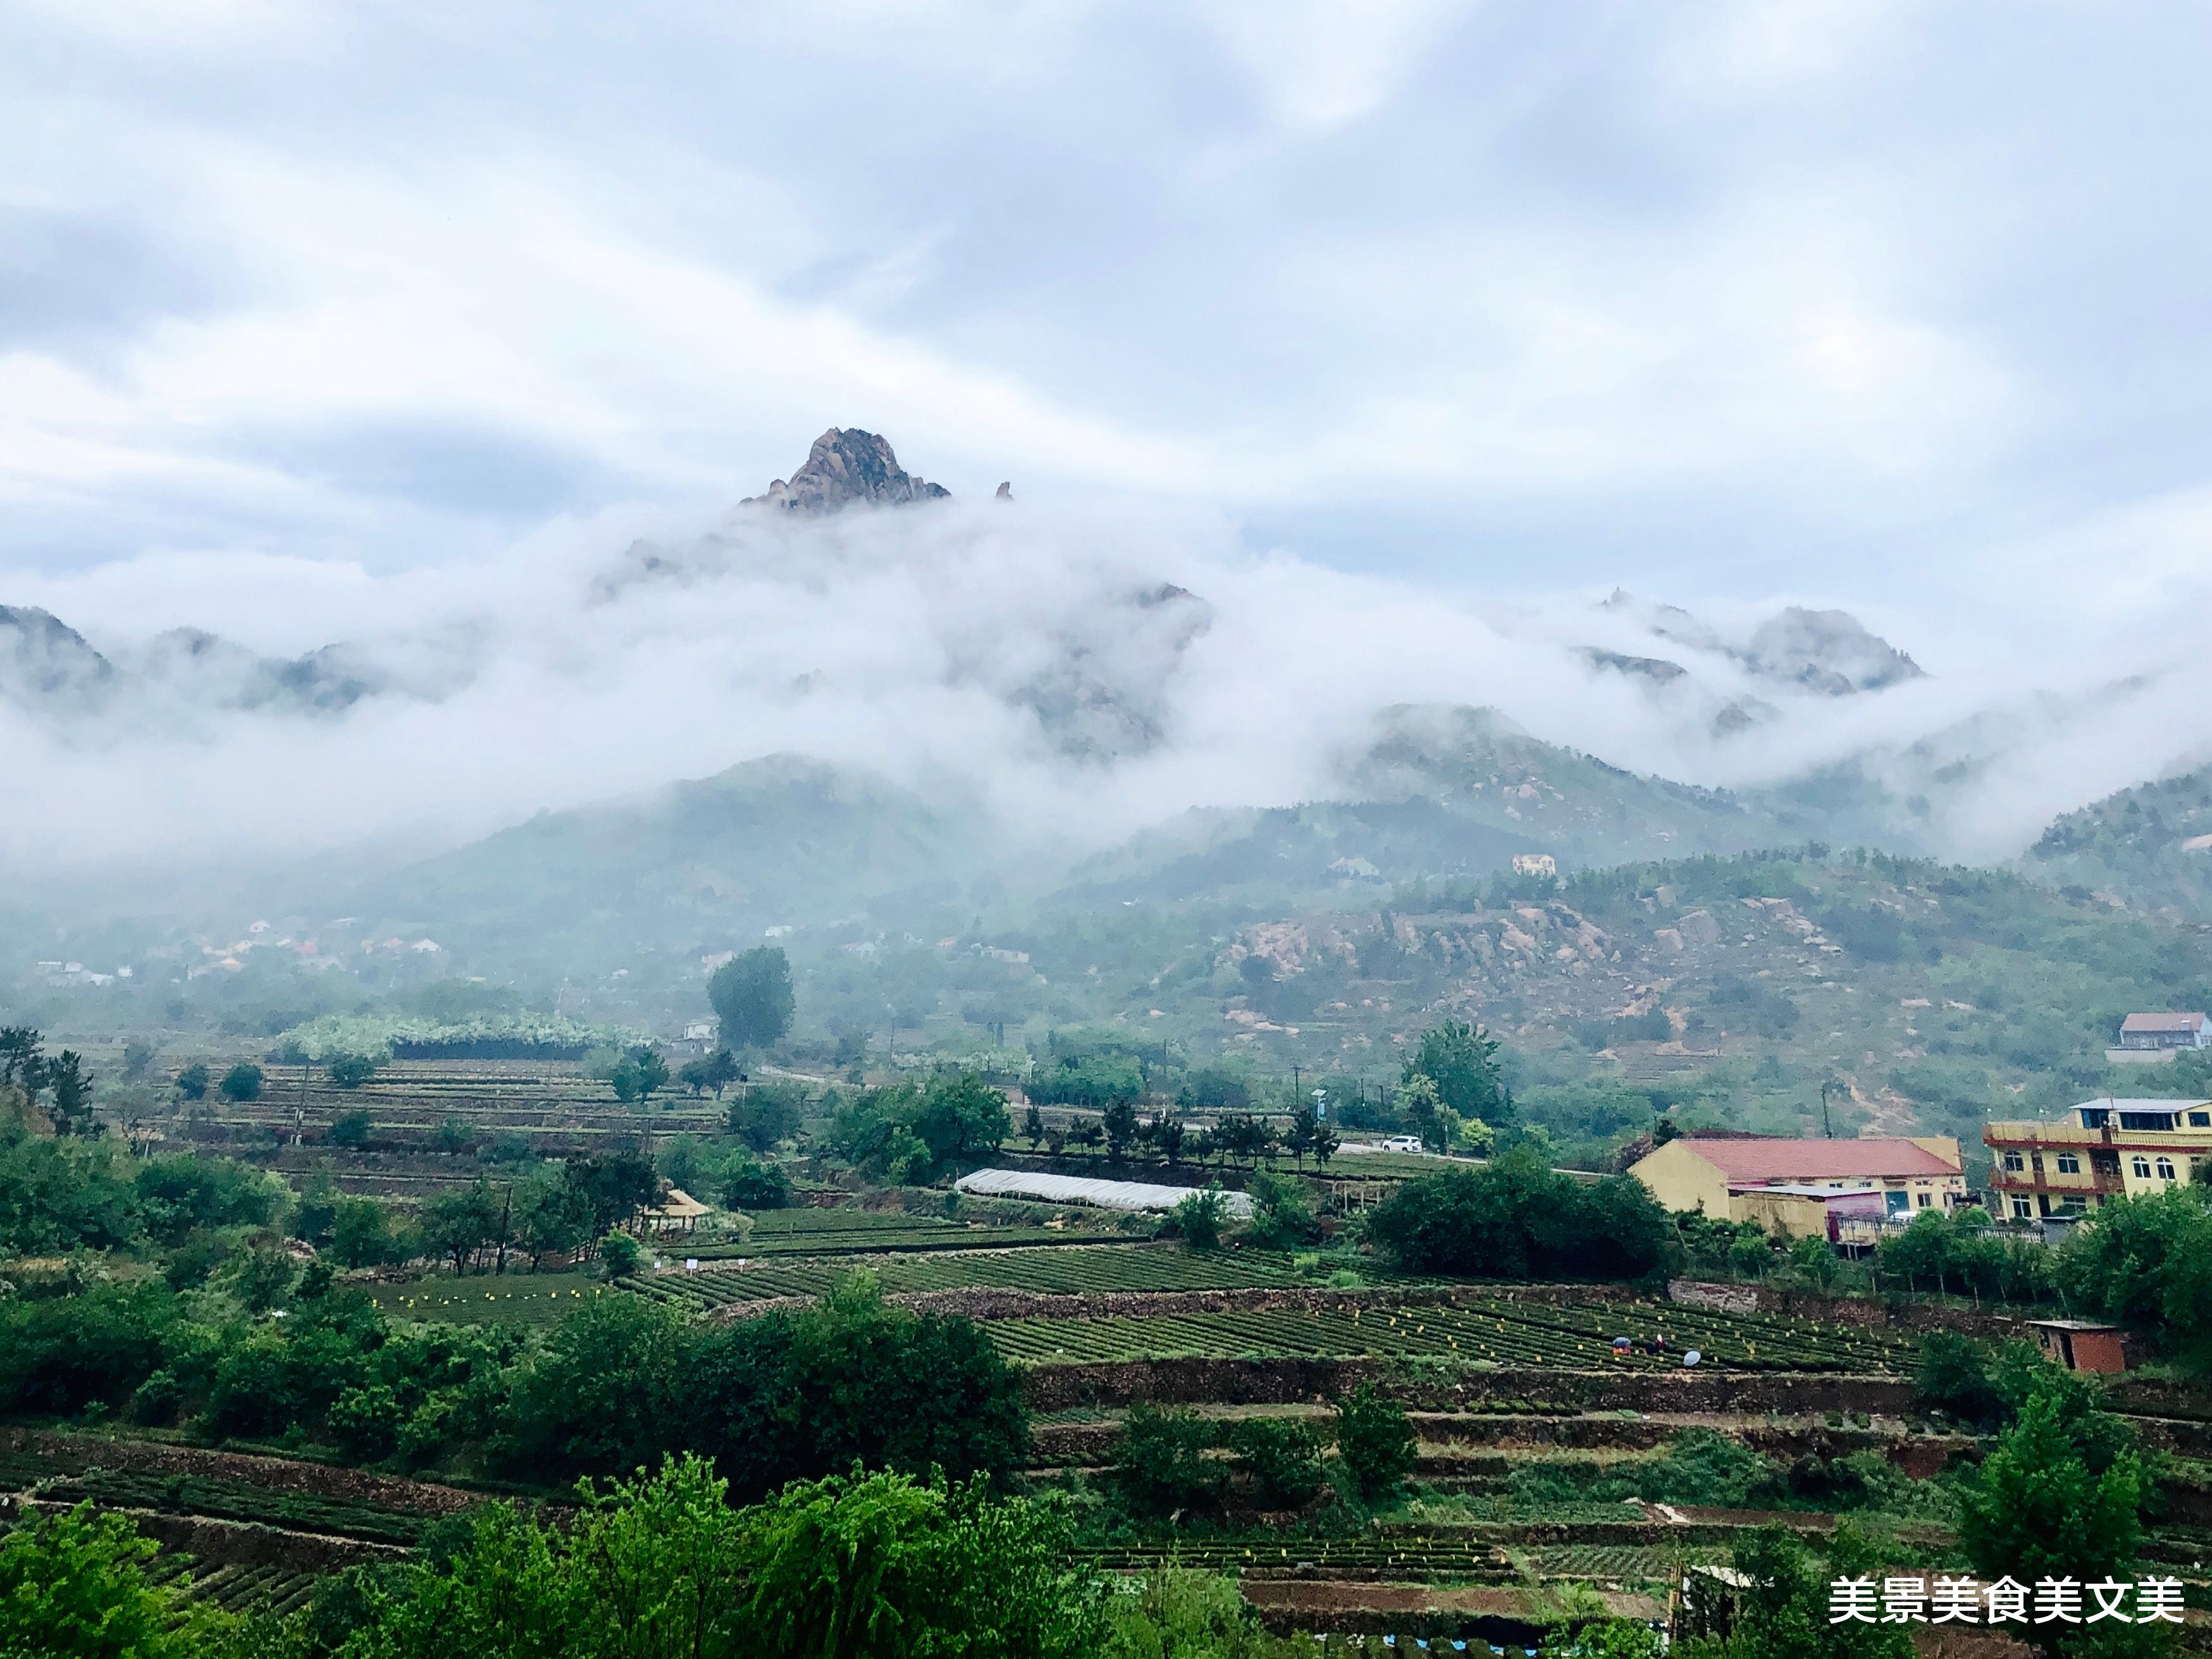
[6,488,2209,902]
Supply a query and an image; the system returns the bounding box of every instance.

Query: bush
[218,1063,263,1104]
[328,1110,373,1149]
[598,1232,643,1277]
[1113,1405,1223,1517]
[328,1385,404,1461]
[721,1156,790,1211]
[1168,1186,1228,1251]
[172,1063,209,1102]
[1333,1386,1416,1503]
[1242,1171,1320,1251]
[326,1053,378,1089]
[1363,1147,1674,1280]
[1228,1417,1325,1509]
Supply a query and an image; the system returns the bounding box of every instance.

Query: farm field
[981,1296,1916,1371]
[145,1554,324,1617]
[620,1243,1418,1312]
[368,1270,619,1324]
[37,1469,433,1546]
[688,1219,1115,1259]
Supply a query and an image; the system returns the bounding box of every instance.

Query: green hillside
[2024,762,2212,918]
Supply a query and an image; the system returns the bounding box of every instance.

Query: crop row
[688,1224,1103,1260]
[43,1470,431,1545]
[1084,1539,1502,1580]
[986,1297,1913,1371]
[622,1245,1414,1311]
[144,1555,323,1615]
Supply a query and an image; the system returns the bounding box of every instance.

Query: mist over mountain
[3,428,2208,966]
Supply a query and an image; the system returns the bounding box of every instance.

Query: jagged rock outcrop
[1745,607,1925,696]
[741,428,951,514]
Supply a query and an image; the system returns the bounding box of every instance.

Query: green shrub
[599,1233,643,1277]
[1113,1405,1223,1516]
[1168,1187,1228,1251]
[1333,1385,1416,1502]
[1228,1417,1325,1509]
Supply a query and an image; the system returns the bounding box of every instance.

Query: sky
[5,1,2212,892]
[7,0,2212,613]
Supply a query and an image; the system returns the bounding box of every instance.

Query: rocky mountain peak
[741,428,951,515]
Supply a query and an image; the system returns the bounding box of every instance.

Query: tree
[330,1197,402,1268]
[562,1152,662,1236]
[1954,1370,2155,1658]
[0,1027,41,1092]
[1113,1404,1224,1517]
[0,1502,249,1658]
[1023,1104,1046,1148]
[327,1052,378,1089]
[1101,1097,1139,1159]
[1228,1417,1325,1508]
[173,1063,209,1103]
[1310,1118,1340,1169]
[680,1049,741,1097]
[1242,1170,1319,1250]
[1674,1522,1912,1659]
[598,1231,643,1276]
[1155,1115,1187,1168]
[610,1046,669,1106]
[729,1082,805,1153]
[511,1166,593,1268]
[709,946,796,1052]
[1333,1385,1416,1503]
[329,1109,373,1149]
[121,1040,156,1082]
[1283,1107,1317,1169]
[1364,1148,1674,1281]
[1170,1185,1228,1250]
[218,1063,263,1104]
[722,1156,791,1211]
[421,1180,505,1274]
[910,1073,1010,1169]
[1400,1020,1512,1126]
[46,1050,96,1136]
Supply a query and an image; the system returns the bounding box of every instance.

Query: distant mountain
[739,428,951,514]
[352,755,1011,968]
[1586,591,1924,706]
[2025,762,2212,918]
[0,605,115,711]
[1343,705,1819,864]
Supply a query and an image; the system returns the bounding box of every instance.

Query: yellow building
[1629,1134,1967,1235]
[1984,1097,2212,1221]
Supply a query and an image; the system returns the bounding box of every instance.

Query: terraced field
[984,1297,1915,1372]
[369,1271,619,1325]
[145,1554,324,1617]
[40,1469,433,1546]
[688,1209,1115,1260]
[621,1243,1419,1312]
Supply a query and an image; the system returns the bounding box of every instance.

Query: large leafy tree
[0,1502,257,1658]
[1954,1368,2161,1659]
[708,946,796,1052]
[1400,1019,1512,1127]
[1363,1146,1674,1280]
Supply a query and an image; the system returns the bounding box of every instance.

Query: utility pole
[1819,1078,1835,1139]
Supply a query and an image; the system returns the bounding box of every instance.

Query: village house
[1984,1097,2212,1219]
[1628,1133,1967,1235]
[2109,1011,2212,1063]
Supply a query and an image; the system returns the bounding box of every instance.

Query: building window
[2157,1157,2177,1181]
[2061,1195,2087,1212]
[2011,1196,2033,1219]
[2133,1156,2153,1179]
[2191,1112,2210,1128]
[2003,1150,2024,1172]
[2056,1153,2080,1175]
[1915,1191,1932,1208]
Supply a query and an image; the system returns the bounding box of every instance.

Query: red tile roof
[1683,1138,1959,1181]
[2121,1012,2209,1033]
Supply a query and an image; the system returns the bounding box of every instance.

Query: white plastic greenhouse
[952,1168,1254,1216]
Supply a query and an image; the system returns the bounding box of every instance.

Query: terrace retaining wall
[1022,1360,1920,1414]
[0,1428,485,1517]
[0,1497,405,1572]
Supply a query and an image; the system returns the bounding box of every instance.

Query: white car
[1380,1135,1425,1154]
